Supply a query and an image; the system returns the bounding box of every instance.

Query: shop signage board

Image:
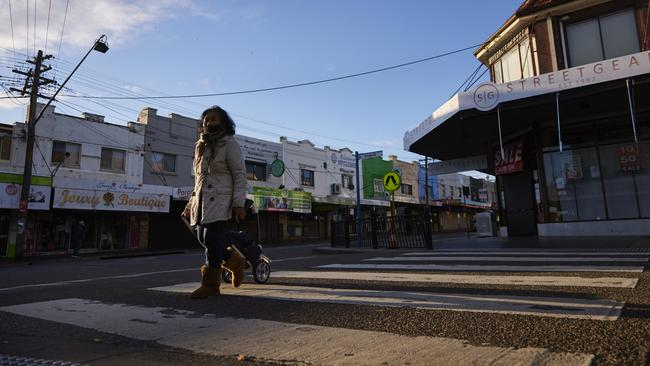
[252,186,312,213]
[405,50,650,150]
[428,155,488,175]
[619,144,641,172]
[173,186,194,200]
[0,173,51,210]
[495,141,524,175]
[53,188,170,213]
[358,151,383,160]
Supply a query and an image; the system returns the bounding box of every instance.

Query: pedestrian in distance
[183,105,248,299]
[70,220,85,258]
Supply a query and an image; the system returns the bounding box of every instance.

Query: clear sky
[0,0,521,173]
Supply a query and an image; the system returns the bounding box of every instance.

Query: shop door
[502,172,538,236]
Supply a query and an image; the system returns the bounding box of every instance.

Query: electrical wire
[44,0,52,54]
[53,0,70,81]
[7,0,16,58]
[59,43,484,100]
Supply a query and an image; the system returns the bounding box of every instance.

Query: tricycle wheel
[253,260,270,284]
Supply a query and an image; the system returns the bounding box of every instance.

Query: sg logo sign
[473,83,499,111]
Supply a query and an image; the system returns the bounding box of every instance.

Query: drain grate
[0,354,84,366]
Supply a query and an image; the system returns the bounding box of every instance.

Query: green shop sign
[252,186,312,213]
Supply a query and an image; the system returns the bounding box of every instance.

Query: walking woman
[183,105,247,299]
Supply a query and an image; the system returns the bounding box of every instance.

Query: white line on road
[368,256,648,263]
[150,283,624,321]
[318,263,645,273]
[403,251,650,256]
[270,270,639,288]
[0,298,593,366]
[0,255,313,293]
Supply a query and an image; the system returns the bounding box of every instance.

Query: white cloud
[0,0,220,55]
[123,84,144,93]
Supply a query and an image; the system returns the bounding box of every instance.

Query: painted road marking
[368,256,648,263]
[0,298,593,366]
[317,263,644,273]
[403,251,650,256]
[270,270,638,288]
[150,283,623,321]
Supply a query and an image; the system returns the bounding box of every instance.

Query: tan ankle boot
[222,246,246,288]
[190,265,221,299]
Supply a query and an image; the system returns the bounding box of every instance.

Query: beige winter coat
[187,135,247,226]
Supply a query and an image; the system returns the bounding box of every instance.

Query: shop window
[565,8,639,67]
[301,169,314,187]
[401,184,413,195]
[52,141,81,168]
[543,147,606,221]
[245,161,266,181]
[101,148,126,172]
[634,140,650,217]
[151,152,176,173]
[599,143,640,219]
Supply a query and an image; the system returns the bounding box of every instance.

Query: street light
[15,35,109,260]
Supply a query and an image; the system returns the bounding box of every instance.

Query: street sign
[383,172,401,192]
[358,150,383,160]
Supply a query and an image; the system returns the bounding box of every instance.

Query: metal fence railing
[331,215,433,249]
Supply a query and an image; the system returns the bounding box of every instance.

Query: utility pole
[10,36,108,260]
[12,50,54,259]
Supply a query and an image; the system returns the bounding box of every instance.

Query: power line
[53,0,70,82]
[59,43,484,100]
[44,0,52,54]
[33,0,36,56]
[8,0,16,58]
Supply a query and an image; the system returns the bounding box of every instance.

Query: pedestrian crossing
[0,298,594,366]
[1,249,645,365]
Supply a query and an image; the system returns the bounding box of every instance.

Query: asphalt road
[1,242,649,365]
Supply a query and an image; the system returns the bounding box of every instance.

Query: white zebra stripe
[367,256,648,263]
[270,270,638,288]
[317,263,644,272]
[0,298,593,366]
[150,283,624,321]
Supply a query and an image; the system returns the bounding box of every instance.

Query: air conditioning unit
[331,183,341,195]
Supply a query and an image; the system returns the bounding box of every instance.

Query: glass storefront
[543,139,650,222]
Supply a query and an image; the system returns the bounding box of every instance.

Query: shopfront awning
[404,51,650,163]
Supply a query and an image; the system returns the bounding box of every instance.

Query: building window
[565,8,639,67]
[401,184,413,195]
[301,169,314,187]
[245,161,267,181]
[0,133,11,161]
[373,178,384,193]
[491,38,534,83]
[342,175,353,189]
[151,152,176,173]
[100,148,126,172]
[441,184,446,197]
[52,141,81,168]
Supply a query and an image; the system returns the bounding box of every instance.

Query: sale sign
[619,144,641,172]
[495,140,524,175]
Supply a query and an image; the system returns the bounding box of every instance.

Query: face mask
[206,125,221,134]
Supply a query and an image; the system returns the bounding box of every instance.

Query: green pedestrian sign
[383,171,401,192]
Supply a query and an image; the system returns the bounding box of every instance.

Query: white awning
[404,51,650,151]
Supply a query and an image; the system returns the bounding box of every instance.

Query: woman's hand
[233,207,246,223]
[182,203,191,218]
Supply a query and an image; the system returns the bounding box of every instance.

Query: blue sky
[0,0,522,167]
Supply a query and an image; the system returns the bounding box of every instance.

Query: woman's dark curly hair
[199,105,236,135]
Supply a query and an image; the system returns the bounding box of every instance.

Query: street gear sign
[383,172,401,192]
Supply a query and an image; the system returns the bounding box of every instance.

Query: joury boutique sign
[53,188,169,213]
[405,51,650,149]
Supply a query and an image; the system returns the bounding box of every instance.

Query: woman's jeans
[197,221,230,268]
